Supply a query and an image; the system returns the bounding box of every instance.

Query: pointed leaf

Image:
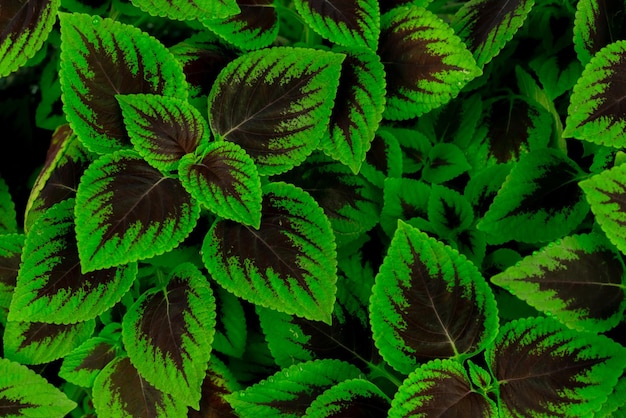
[59,13,188,154]
[452,0,535,68]
[0,177,17,234]
[0,357,77,417]
[0,234,24,325]
[370,221,498,374]
[178,141,262,228]
[75,150,200,272]
[59,336,119,388]
[427,185,474,238]
[294,0,380,50]
[381,178,431,237]
[208,46,344,175]
[487,317,626,417]
[573,0,626,66]
[0,0,60,77]
[422,143,471,184]
[379,6,481,120]
[305,378,390,418]
[130,0,239,21]
[92,356,187,417]
[388,358,496,417]
[477,149,589,244]
[117,94,208,173]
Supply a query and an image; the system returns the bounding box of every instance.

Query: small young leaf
[208,46,344,175]
[573,0,626,66]
[564,40,626,148]
[370,221,498,374]
[202,182,337,324]
[130,0,239,21]
[117,94,207,173]
[487,316,626,417]
[0,357,77,417]
[427,185,474,239]
[379,6,481,119]
[178,141,262,228]
[422,143,471,184]
[0,177,17,234]
[305,378,390,417]
[59,336,119,388]
[75,150,200,272]
[0,234,24,325]
[360,129,403,188]
[381,178,431,237]
[388,358,496,417]
[59,13,188,154]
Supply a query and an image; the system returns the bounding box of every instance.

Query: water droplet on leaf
[92,16,101,25]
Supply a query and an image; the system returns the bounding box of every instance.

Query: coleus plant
[2,0,626,416]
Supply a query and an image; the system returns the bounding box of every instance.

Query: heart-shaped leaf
[202,181,337,324]
[305,378,390,417]
[75,150,200,272]
[59,13,188,154]
[370,221,498,374]
[129,0,239,21]
[208,46,344,175]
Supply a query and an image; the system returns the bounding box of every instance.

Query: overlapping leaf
[305,378,390,417]
[422,143,471,184]
[59,13,188,154]
[294,0,380,50]
[359,129,403,188]
[380,178,431,237]
[427,185,474,239]
[130,0,239,21]
[487,316,626,417]
[379,6,481,120]
[0,357,77,417]
[122,263,216,409]
[208,46,344,175]
[202,182,337,324]
[369,221,498,374]
[9,199,138,324]
[59,336,119,388]
[0,234,24,324]
[191,357,241,418]
[178,141,262,228]
[564,40,626,148]
[75,150,200,272]
[211,286,247,358]
[0,177,17,234]
[452,0,535,68]
[573,0,626,66]
[388,359,496,417]
[0,0,60,77]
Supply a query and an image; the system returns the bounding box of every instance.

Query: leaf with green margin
[564,40,626,148]
[379,6,481,120]
[487,316,626,418]
[75,149,200,273]
[477,149,589,244]
[9,199,138,324]
[130,0,239,21]
[122,263,216,409]
[225,359,362,417]
[212,285,247,358]
[467,359,492,392]
[208,46,344,176]
[3,319,95,365]
[491,233,626,332]
[388,358,496,417]
[529,55,583,102]
[380,178,430,238]
[0,357,77,417]
[191,357,241,418]
[59,12,188,155]
[464,163,513,219]
[422,143,471,184]
[59,336,119,388]
[201,0,278,51]
[178,141,262,228]
[0,0,60,78]
[0,177,17,234]
[360,129,403,188]
[92,356,187,417]
[452,0,534,68]
[596,372,626,417]
[369,221,498,374]
[319,47,386,174]
[573,0,626,66]
[294,0,380,50]
[0,234,24,325]
[390,127,432,175]
[304,378,390,417]
[202,181,337,324]
[117,94,207,173]
[579,163,626,257]
[427,185,474,239]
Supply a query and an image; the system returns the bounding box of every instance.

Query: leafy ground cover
[1,0,626,416]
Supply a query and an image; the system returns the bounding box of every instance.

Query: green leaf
[369,221,498,374]
[477,149,589,244]
[0,177,17,234]
[0,234,24,325]
[0,0,60,77]
[59,12,188,154]
[130,0,239,21]
[3,320,95,365]
[564,40,626,148]
[9,199,138,324]
[192,357,241,417]
[0,357,77,417]
[487,316,626,417]
[305,378,390,417]
[117,94,207,173]
[573,0,626,66]
[452,0,535,68]
[208,46,344,175]
[388,358,496,417]
[59,336,119,388]
[257,307,314,368]
[294,0,380,50]
[202,182,337,324]
[75,150,200,272]
[380,178,430,237]
[359,129,403,188]
[464,162,513,219]
[422,143,471,184]
[211,286,247,358]
[379,6,481,120]
[427,185,474,239]
[178,141,262,228]
[492,233,626,332]
[92,356,188,417]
